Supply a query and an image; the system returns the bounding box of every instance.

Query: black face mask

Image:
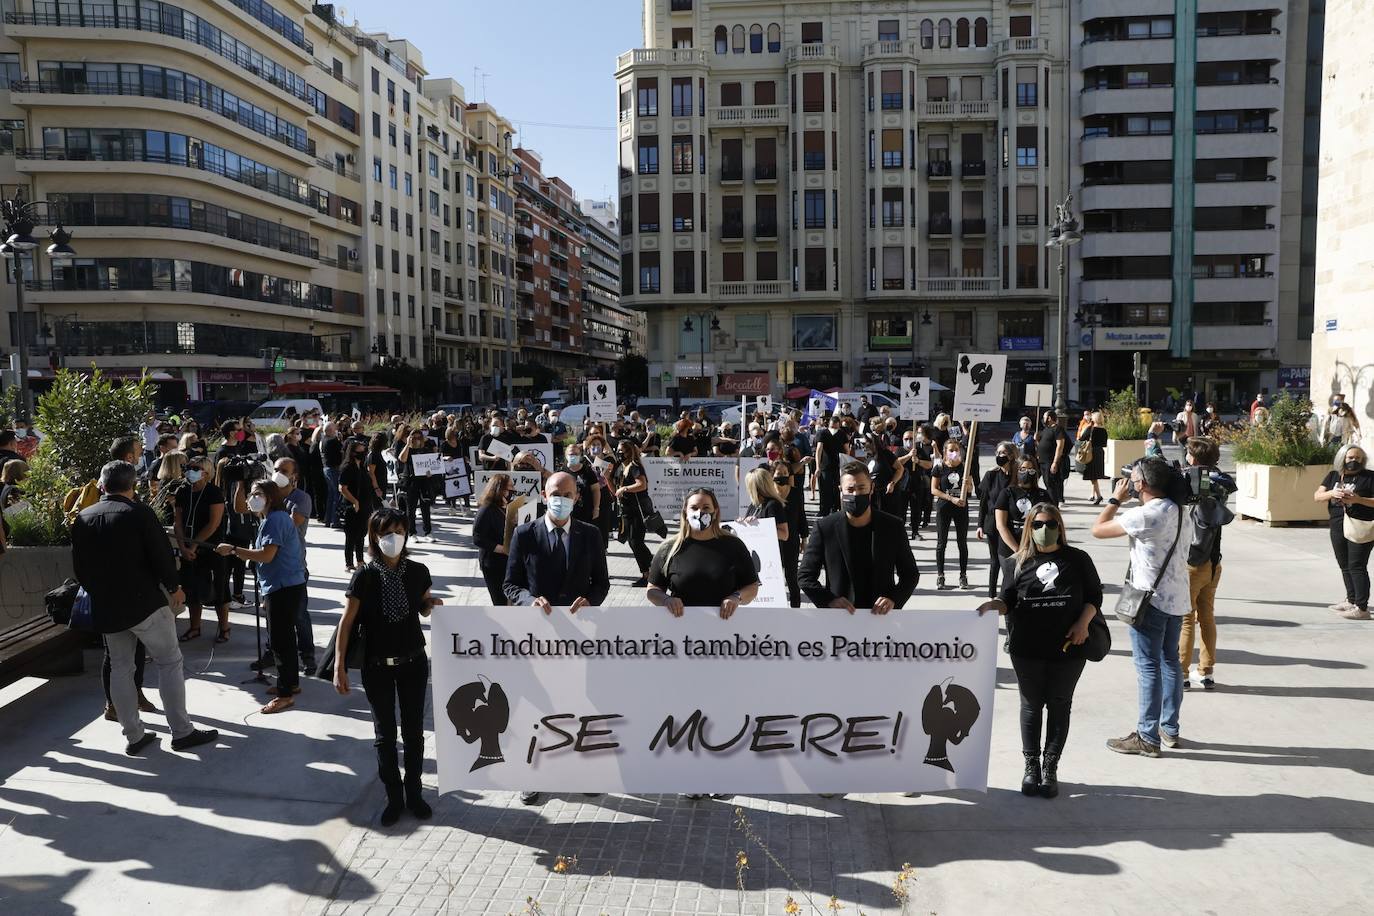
[1345,460,1363,472]
[1018,471,1038,487]
[995,454,1009,467]
[841,492,871,516]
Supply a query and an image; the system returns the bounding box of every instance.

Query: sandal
[214,626,231,644]
[178,626,201,642]
[260,696,295,714]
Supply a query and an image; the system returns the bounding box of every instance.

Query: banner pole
[961,420,978,501]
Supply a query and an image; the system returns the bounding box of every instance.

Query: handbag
[1065,609,1112,662]
[1344,512,1374,544]
[344,567,372,670]
[637,495,668,538]
[1114,506,1183,628]
[1073,437,1094,466]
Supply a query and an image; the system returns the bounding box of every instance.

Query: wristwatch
[1107,497,1121,507]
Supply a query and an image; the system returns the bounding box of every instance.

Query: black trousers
[103,638,144,703]
[907,481,932,531]
[1011,654,1086,757]
[1330,518,1374,609]
[480,555,509,605]
[818,471,839,518]
[362,656,429,791]
[621,503,654,573]
[343,508,368,567]
[935,501,969,576]
[984,529,1003,598]
[266,583,306,691]
[780,537,801,608]
[398,483,432,535]
[1044,465,1066,505]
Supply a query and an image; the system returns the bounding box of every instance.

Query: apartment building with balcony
[579,199,644,374]
[1068,0,1319,408]
[512,147,586,377]
[616,0,1070,399]
[461,100,518,398]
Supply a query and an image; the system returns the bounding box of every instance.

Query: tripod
[240,560,269,685]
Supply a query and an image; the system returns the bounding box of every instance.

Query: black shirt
[1036,426,1066,469]
[648,535,759,607]
[867,448,896,495]
[570,463,600,522]
[818,429,846,473]
[745,497,788,540]
[340,461,374,514]
[322,436,344,471]
[176,482,225,541]
[1322,469,1374,520]
[933,460,968,498]
[346,559,432,661]
[846,521,877,607]
[693,430,712,457]
[995,485,1050,552]
[368,448,389,490]
[999,545,1103,660]
[668,435,696,457]
[978,469,1013,528]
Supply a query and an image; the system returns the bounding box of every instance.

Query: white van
[249,399,324,431]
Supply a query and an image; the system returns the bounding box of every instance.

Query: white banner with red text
[431,605,997,795]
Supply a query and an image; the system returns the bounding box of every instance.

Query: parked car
[429,403,477,418]
[249,398,325,431]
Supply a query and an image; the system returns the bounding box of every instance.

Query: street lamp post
[2,193,75,423]
[1045,193,1082,415]
[681,311,719,398]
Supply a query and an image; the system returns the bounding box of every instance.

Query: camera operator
[172,454,230,643]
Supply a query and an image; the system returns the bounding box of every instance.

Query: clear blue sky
[349,0,642,204]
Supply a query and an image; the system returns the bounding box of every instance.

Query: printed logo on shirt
[1016,497,1031,515]
[947,472,962,488]
[1035,561,1060,591]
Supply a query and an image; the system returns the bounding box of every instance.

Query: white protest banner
[508,439,554,471]
[756,395,773,416]
[737,456,768,518]
[487,438,514,461]
[467,447,481,471]
[475,470,545,505]
[588,379,617,421]
[953,353,1007,423]
[411,452,444,477]
[432,606,997,794]
[642,457,742,519]
[444,458,472,499]
[516,498,538,527]
[721,519,787,608]
[899,377,931,422]
[834,393,862,417]
[1025,384,1053,413]
[807,396,823,419]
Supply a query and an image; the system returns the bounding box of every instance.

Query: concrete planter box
[1,546,74,631]
[1235,462,1330,525]
[1105,439,1148,473]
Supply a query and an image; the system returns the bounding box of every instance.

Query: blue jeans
[1127,603,1184,745]
[323,467,341,526]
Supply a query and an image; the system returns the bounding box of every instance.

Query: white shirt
[1117,498,1190,616]
[543,514,570,540]
[140,421,160,451]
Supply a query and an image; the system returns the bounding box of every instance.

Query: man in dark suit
[71,461,219,756]
[504,471,611,613]
[800,463,919,613]
[502,471,610,805]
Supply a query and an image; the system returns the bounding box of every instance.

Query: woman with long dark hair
[472,474,514,605]
[979,502,1102,798]
[334,507,442,826]
[215,480,307,714]
[339,438,374,572]
[931,438,972,590]
[977,441,1019,599]
[613,440,655,587]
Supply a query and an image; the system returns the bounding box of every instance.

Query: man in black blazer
[800,464,919,613]
[504,472,610,613]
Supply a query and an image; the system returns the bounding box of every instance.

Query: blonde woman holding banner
[741,467,797,607]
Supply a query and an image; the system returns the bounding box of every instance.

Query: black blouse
[346,559,433,661]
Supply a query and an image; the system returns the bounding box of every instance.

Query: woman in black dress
[863,430,896,515]
[367,432,391,508]
[976,441,1020,598]
[472,475,513,605]
[612,440,656,586]
[1080,411,1110,505]
[742,466,796,607]
[334,507,442,826]
[338,439,375,572]
[979,502,1102,799]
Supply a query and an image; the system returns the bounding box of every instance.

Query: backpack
[62,480,101,526]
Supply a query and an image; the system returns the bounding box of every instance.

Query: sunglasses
[1031,520,1059,530]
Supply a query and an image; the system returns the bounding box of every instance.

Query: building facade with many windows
[617,0,1071,399]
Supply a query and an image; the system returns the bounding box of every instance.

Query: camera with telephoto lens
[221,453,269,483]
[1116,458,1228,506]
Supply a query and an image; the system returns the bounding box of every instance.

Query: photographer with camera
[1092,457,1191,756]
[1179,438,1236,687]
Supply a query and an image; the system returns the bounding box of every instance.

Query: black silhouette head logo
[447,676,510,772]
[921,678,981,772]
[595,383,608,399]
[907,379,921,396]
[969,362,994,395]
[750,549,762,574]
[959,355,970,375]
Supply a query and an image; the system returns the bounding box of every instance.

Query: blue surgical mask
[567,455,583,469]
[547,495,575,521]
[186,469,203,484]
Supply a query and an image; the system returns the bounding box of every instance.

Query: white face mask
[247,494,267,514]
[271,471,291,488]
[185,469,203,484]
[688,509,713,531]
[378,532,406,558]
[546,495,575,521]
[490,425,502,436]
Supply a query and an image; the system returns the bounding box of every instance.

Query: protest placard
[589,379,617,421]
[953,353,1007,422]
[642,457,743,519]
[720,519,787,608]
[899,377,931,422]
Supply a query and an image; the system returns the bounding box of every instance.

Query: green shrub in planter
[1102,388,1150,440]
[1227,392,1337,468]
[36,369,155,484]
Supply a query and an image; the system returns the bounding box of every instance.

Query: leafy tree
[36,369,154,484]
[514,361,562,396]
[616,353,649,397]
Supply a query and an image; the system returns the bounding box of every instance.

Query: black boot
[380,782,405,826]
[405,780,432,820]
[1021,752,1041,796]
[1040,753,1059,799]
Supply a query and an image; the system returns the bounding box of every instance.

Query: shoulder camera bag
[1114,506,1183,629]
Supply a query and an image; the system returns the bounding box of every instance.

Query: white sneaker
[1331,601,1355,613]
[1339,605,1371,620]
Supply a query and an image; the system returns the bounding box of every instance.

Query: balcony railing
[961,160,987,178]
[915,276,999,295]
[927,160,952,179]
[3,12,317,105]
[929,217,953,236]
[27,278,341,312]
[616,48,707,69]
[755,221,778,240]
[754,163,778,181]
[312,59,358,90]
[787,43,839,63]
[962,218,987,235]
[919,100,995,119]
[314,157,360,181]
[863,40,920,58]
[721,221,744,240]
[997,37,1051,54]
[13,147,313,207]
[9,79,309,153]
[711,105,786,127]
[721,164,743,182]
[710,281,788,299]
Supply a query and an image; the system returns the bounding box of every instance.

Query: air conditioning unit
[345,153,356,164]
[348,248,359,260]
